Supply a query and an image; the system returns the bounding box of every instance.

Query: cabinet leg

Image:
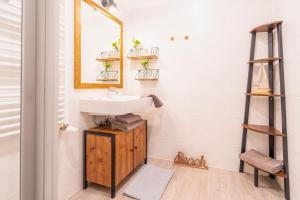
[83,132,87,190]
[111,135,116,198]
[83,180,88,189]
[144,158,147,164]
[254,168,259,187]
[111,186,116,198]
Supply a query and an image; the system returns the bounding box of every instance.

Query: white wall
[123,0,280,169]
[58,0,300,199]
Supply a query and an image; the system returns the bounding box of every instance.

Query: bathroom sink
[79,95,153,115]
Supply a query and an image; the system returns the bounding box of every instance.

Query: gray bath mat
[123,165,175,200]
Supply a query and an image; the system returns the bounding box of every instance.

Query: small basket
[96,70,119,81]
[127,47,159,58]
[135,69,159,80]
[98,50,120,59]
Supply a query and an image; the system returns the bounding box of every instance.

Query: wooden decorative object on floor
[173,152,208,170]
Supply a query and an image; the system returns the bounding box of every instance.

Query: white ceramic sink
[80,95,153,115]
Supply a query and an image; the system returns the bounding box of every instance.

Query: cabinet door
[86,134,111,187]
[86,134,97,183]
[133,122,146,169]
[116,130,134,185]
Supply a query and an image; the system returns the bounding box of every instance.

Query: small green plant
[132,38,141,49]
[141,59,149,70]
[112,39,120,51]
[104,62,112,71]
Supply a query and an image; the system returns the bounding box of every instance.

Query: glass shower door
[0,0,22,199]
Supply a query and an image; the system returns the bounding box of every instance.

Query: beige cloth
[240,149,283,174]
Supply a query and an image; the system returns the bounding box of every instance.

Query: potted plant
[132,38,141,49]
[141,59,149,70]
[112,39,120,51]
[104,62,112,72]
[141,59,149,79]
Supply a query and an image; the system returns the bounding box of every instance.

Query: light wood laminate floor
[70,158,284,200]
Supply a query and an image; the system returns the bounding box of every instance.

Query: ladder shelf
[239,21,290,200]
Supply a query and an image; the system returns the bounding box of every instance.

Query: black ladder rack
[239,21,290,200]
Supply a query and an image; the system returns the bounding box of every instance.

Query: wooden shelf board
[248,57,282,64]
[127,55,158,60]
[135,78,159,81]
[96,57,120,62]
[276,171,287,178]
[242,124,285,137]
[250,21,283,33]
[243,161,287,178]
[246,93,282,97]
[96,79,118,81]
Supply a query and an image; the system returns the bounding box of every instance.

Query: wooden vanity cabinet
[83,121,147,198]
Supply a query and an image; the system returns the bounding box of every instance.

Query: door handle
[59,122,69,131]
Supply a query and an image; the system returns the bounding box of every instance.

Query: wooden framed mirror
[75,0,123,89]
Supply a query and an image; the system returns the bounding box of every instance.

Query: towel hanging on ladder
[252,63,271,95]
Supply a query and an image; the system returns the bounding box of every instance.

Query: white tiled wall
[123,0,280,170]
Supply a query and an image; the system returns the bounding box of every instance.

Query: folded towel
[111,119,145,132]
[115,113,142,124]
[240,149,283,174]
[148,94,163,108]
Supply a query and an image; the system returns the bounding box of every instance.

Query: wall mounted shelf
[96,57,120,62]
[96,50,120,62]
[127,47,159,60]
[96,70,119,82]
[127,55,158,60]
[135,69,159,81]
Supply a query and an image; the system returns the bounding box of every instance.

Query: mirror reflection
[75,0,123,88]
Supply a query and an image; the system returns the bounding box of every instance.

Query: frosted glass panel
[0,0,22,199]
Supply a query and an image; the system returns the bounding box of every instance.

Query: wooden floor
[70,159,284,200]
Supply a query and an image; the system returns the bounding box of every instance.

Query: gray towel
[148,94,163,108]
[111,119,144,132]
[115,113,142,124]
[240,149,283,174]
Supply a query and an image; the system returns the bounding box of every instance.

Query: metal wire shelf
[127,47,159,60]
[96,50,120,62]
[135,69,159,81]
[96,70,119,81]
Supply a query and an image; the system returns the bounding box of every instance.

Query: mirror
[75,0,123,89]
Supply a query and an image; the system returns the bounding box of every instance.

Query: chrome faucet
[107,87,119,98]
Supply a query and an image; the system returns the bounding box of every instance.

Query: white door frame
[35,0,60,199]
[21,0,60,199]
[21,0,37,199]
